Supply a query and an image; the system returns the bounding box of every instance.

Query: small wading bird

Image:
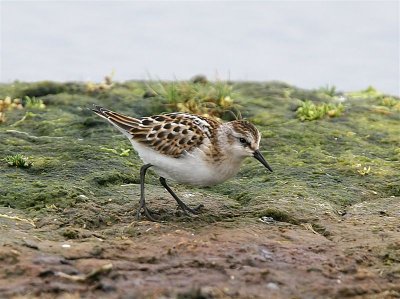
[92,105,273,221]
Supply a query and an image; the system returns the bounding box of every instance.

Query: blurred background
[1,1,399,95]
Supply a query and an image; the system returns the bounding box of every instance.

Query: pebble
[266,282,279,290]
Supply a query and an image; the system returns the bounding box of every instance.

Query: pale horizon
[1,1,399,95]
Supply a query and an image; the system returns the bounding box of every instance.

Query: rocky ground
[0,81,399,298]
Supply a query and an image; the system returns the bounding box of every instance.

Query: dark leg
[159,177,204,214]
[137,164,157,221]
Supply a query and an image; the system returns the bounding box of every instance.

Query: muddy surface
[0,81,399,298]
[1,200,399,299]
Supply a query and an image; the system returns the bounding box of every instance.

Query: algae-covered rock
[1,81,399,219]
[0,80,399,298]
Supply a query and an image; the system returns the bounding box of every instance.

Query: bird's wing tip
[91,105,110,116]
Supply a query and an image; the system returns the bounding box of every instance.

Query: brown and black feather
[92,105,221,158]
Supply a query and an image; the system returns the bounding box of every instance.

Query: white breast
[130,140,243,187]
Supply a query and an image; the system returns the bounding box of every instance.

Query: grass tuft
[145,79,240,120]
[380,96,400,111]
[4,154,33,168]
[85,71,115,93]
[347,85,383,99]
[24,96,46,109]
[296,100,344,121]
[317,85,337,97]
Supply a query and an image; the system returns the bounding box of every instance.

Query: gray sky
[1,1,399,95]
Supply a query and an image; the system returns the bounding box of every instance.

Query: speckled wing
[92,105,220,158]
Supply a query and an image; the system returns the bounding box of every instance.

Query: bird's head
[221,120,273,172]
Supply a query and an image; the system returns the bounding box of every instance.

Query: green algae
[0,81,399,225]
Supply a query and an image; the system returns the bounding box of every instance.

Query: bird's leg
[137,164,158,221]
[159,177,204,215]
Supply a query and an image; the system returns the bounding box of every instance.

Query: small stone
[143,90,157,98]
[355,268,375,280]
[23,239,39,250]
[266,282,279,290]
[259,216,275,224]
[191,74,208,84]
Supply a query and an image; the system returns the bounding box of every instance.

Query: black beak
[253,150,273,172]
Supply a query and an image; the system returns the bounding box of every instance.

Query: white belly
[131,141,242,187]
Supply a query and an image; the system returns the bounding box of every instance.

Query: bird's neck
[215,125,246,163]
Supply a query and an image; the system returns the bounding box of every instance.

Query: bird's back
[92,105,221,158]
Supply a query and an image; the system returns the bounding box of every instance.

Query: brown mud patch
[1,197,399,299]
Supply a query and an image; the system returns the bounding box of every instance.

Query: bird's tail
[91,105,140,132]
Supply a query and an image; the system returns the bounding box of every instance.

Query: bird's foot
[178,203,204,215]
[136,204,159,222]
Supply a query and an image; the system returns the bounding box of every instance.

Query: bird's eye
[239,138,247,145]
